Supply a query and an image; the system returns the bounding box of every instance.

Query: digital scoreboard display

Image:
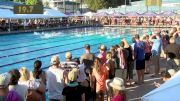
[14,5,44,14]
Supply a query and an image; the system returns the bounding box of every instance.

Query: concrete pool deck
[0,25,173,35]
[115,58,167,101]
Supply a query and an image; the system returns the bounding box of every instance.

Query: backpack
[26,81,42,101]
[6,90,21,101]
[26,89,42,101]
[83,59,94,69]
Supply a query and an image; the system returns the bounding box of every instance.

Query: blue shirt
[134,41,145,60]
[151,38,162,56]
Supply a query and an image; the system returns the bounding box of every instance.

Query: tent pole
[24,19,26,30]
[8,18,11,32]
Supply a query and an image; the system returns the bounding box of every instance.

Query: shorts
[136,59,145,70]
[145,53,152,61]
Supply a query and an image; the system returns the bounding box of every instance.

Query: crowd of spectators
[0,26,179,101]
[0,16,179,33]
[92,16,179,26]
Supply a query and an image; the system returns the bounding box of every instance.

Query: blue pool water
[0,27,152,73]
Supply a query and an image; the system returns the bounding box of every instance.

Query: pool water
[0,27,152,73]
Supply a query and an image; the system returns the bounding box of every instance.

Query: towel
[118,48,126,69]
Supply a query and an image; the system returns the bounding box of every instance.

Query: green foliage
[13,0,25,3]
[43,1,49,7]
[85,0,135,11]
[25,0,42,5]
[85,0,108,11]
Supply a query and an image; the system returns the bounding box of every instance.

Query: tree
[43,0,49,7]
[85,0,139,11]
[13,0,25,3]
[26,0,42,5]
[85,0,108,11]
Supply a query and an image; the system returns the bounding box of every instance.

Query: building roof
[0,1,23,6]
[51,1,80,5]
[0,1,23,9]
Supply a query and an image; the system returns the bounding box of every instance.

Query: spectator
[134,34,145,85]
[143,35,152,74]
[165,37,180,71]
[80,44,95,69]
[0,73,10,98]
[62,52,86,83]
[8,69,25,101]
[81,67,94,101]
[19,67,46,101]
[92,58,108,101]
[118,41,128,86]
[62,68,85,101]
[46,55,67,101]
[154,69,176,88]
[108,77,126,101]
[61,52,78,71]
[98,44,107,64]
[30,60,47,101]
[173,26,180,45]
[122,39,134,86]
[150,30,162,77]
[106,52,116,79]
[30,60,46,84]
[110,46,119,69]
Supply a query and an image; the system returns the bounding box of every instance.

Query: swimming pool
[0,27,152,73]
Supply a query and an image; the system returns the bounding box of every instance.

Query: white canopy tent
[16,14,50,19]
[44,9,68,18]
[83,12,95,17]
[141,70,180,101]
[0,9,16,19]
[0,8,67,19]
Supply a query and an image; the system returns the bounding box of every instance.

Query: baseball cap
[99,44,107,51]
[0,73,11,88]
[84,44,90,49]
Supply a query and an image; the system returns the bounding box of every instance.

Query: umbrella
[141,70,180,101]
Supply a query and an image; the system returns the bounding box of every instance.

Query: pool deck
[117,58,167,101]
[0,25,92,35]
[0,25,173,35]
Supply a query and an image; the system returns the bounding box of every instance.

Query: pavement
[115,58,167,101]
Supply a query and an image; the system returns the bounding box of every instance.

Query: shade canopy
[124,12,140,17]
[44,9,68,17]
[68,13,83,17]
[140,12,157,17]
[110,12,124,17]
[83,12,95,16]
[0,8,67,19]
[94,12,109,16]
[158,11,177,16]
[0,9,15,18]
[142,70,180,101]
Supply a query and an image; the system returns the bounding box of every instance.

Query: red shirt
[112,94,125,101]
